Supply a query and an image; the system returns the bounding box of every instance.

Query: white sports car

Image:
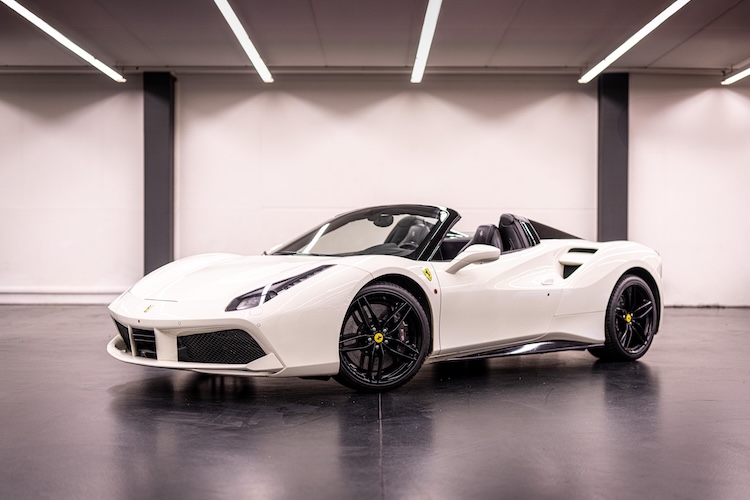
[108,204,663,392]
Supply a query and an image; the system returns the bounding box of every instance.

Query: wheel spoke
[631,321,648,345]
[339,333,370,346]
[355,301,370,330]
[392,305,413,332]
[381,300,408,327]
[383,342,418,362]
[633,300,654,319]
[340,340,374,353]
[351,309,364,329]
[356,298,377,332]
[361,297,381,330]
[367,344,376,377]
[389,337,419,356]
[619,324,632,348]
[375,347,384,381]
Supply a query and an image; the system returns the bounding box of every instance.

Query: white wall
[0,75,143,304]
[176,75,598,259]
[6,73,745,306]
[630,75,750,306]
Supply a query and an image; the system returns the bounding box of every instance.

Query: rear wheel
[589,275,656,361]
[335,282,429,392]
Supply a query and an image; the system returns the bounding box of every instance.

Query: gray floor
[1,305,748,499]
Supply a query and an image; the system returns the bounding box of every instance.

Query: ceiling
[1,0,749,80]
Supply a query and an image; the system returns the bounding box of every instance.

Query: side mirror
[445,244,501,274]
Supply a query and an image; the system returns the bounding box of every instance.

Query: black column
[143,72,176,274]
[597,73,629,242]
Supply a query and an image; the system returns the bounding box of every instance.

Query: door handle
[541,277,554,286]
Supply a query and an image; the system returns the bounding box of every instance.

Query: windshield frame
[271,204,461,261]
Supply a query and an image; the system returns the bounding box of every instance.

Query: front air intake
[177,330,266,364]
[132,328,157,359]
[113,320,132,353]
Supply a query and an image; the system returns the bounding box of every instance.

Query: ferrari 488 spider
[108,205,662,392]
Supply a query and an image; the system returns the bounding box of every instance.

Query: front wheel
[335,282,430,392]
[589,275,657,361]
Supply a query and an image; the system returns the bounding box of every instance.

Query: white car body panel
[108,205,663,386]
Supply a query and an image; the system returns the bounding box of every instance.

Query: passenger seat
[459,224,502,253]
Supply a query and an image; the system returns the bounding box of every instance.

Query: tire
[589,275,657,361]
[335,282,430,392]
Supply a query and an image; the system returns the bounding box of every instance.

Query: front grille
[113,320,132,352]
[132,328,157,359]
[177,330,266,364]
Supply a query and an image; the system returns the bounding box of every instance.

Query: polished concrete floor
[1,305,748,499]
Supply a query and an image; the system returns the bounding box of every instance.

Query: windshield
[272,205,459,260]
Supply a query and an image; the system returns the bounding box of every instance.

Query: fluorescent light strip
[578,0,691,84]
[1,0,125,82]
[214,0,273,83]
[721,67,750,86]
[411,0,443,84]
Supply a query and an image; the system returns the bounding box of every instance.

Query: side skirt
[440,341,604,362]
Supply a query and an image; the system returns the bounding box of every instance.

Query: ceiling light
[411,0,443,84]
[213,0,273,83]
[1,0,125,82]
[721,67,750,86]
[578,0,691,84]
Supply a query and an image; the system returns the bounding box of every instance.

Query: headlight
[226,265,333,312]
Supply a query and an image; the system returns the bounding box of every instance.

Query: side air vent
[559,248,598,279]
[563,265,578,279]
[569,248,597,254]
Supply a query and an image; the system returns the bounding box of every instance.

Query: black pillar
[143,72,176,274]
[597,73,629,242]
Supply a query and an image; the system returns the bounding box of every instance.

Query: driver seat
[385,216,418,245]
[399,220,430,249]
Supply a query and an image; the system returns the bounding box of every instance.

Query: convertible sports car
[108,204,662,392]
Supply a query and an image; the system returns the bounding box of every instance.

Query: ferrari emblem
[625,313,632,323]
[422,268,433,281]
[373,333,384,343]
[144,304,153,313]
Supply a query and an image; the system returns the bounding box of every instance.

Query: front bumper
[107,288,350,378]
[107,333,285,376]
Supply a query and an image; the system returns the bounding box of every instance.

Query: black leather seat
[460,224,502,253]
[499,213,540,252]
[385,216,418,245]
[398,220,430,249]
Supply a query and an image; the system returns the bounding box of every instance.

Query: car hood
[129,253,342,302]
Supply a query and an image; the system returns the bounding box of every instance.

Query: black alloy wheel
[590,274,657,361]
[335,282,429,392]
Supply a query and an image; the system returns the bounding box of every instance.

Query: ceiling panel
[310,0,426,67]
[427,0,525,67]
[228,1,326,67]
[491,0,674,68]
[648,0,750,69]
[0,0,748,76]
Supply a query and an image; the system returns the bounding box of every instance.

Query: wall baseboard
[0,290,123,305]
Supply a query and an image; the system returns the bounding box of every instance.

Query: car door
[432,244,564,357]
